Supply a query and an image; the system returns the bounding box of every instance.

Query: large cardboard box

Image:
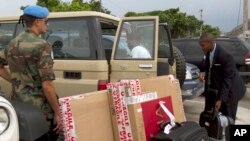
[140,75,186,123]
[107,75,186,141]
[59,90,114,141]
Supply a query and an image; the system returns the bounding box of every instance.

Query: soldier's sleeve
[38,42,55,81]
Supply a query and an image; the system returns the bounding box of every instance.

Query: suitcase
[151,101,209,141]
[199,88,234,140]
[199,110,234,140]
[151,121,209,141]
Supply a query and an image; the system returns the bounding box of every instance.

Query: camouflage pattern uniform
[1,31,55,121]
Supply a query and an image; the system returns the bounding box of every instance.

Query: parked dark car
[172,36,250,83]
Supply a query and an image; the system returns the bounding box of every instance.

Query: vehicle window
[216,40,243,56]
[102,36,113,61]
[45,19,90,60]
[173,41,184,52]
[184,40,203,55]
[0,23,16,49]
[102,35,131,61]
[158,26,170,58]
[102,37,113,49]
[115,20,155,59]
[16,23,26,36]
[172,41,185,53]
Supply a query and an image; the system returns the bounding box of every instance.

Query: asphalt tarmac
[183,85,250,125]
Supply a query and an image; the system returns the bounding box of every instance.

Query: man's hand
[215,100,222,111]
[199,72,205,82]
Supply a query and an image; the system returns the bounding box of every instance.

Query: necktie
[207,52,212,85]
[209,52,213,69]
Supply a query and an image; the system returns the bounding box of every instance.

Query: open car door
[110,17,159,82]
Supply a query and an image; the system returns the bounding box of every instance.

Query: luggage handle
[207,88,219,119]
[159,101,176,134]
[207,88,234,125]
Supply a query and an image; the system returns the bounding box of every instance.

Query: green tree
[186,15,203,36]
[37,0,110,13]
[37,0,60,11]
[202,25,220,36]
[125,8,220,38]
[89,0,110,14]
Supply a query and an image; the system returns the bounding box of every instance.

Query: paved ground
[183,84,250,124]
[184,98,250,125]
[244,83,250,100]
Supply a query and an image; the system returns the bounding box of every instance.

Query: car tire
[173,46,186,86]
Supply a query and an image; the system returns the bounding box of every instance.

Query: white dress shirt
[131,45,151,58]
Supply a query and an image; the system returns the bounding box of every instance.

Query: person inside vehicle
[0,5,63,140]
[52,40,65,58]
[127,33,152,58]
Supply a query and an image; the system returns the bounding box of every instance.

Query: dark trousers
[204,92,238,121]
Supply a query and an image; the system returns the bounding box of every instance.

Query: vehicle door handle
[139,64,153,68]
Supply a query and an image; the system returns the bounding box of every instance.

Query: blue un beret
[23,5,49,18]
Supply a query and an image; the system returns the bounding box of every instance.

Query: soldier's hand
[53,113,63,134]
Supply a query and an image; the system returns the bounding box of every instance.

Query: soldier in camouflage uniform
[0,5,62,139]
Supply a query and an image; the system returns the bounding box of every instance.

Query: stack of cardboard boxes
[59,75,186,141]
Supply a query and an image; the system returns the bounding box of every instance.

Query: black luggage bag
[199,110,223,140]
[199,88,234,140]
[199,110,234,140]
[151,101,209,141]
[151,121,209,141]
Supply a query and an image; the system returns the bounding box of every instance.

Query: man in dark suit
[199,33,246,121]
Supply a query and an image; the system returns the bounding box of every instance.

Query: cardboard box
[59,90,114,141]
[107,80,148,141]
[140,75,186,123]
[107,75,186,141]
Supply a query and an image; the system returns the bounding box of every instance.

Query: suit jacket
[203,45,246,105]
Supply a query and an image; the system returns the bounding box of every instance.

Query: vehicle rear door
[47,16,111,97]
[110,17,158,82]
